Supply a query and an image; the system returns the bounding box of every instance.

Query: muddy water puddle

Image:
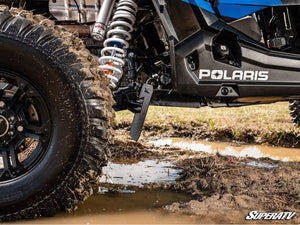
[100,160,180,187]
[12,159,196,224]
[150,138,300,161]
[6,138,300,224]
[16,189,199,224]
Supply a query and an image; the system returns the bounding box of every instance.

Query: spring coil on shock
[99,0,138,89]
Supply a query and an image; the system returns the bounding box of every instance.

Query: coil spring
[99,0,138,89]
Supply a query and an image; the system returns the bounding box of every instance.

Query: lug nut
[0,101,5,108]
[17,126,24,132]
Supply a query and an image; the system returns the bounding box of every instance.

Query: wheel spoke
[23,131,41,140]
[9,88,24,108]
[1,149,10,171]
[0,145,20,169]
[9,144,20,168]
[0,145,24,180]
[23,120,50,140]
[0,147,13,180]
[24,124,43,134]
[0,70,51,182]
[14,92,28,114]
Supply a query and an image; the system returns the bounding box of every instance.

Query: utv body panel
[182,0,300,19]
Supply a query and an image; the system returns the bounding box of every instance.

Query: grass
[116,102,300,147]
[117,102,294,131]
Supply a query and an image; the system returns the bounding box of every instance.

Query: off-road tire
[0,6,115,221]
[289,100,300,127]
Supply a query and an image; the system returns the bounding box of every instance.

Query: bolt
[8,131,14,136]
[190,64,196,70]
[9,116,15,121]
[0,101,5,108]
[17,126,24,132]
[221,87,229,96]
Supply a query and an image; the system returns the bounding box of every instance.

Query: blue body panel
[181,0,293,19]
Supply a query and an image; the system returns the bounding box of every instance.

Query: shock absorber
[98,0,138,89]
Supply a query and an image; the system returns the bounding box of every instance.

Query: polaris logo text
[199,70,269,81]
[245,211,296,220]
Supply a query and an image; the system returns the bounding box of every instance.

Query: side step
[130,84,153,141]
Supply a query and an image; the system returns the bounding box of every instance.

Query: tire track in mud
[108,130,300,224]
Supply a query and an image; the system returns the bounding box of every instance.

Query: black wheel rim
[0,69,51,182]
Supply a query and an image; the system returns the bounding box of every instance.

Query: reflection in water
[100,160,180,187]
[17,189,197,224]
[150,138,300,161]
[245,161,277,168]
[15,159,194,224]
[9,139,300,224]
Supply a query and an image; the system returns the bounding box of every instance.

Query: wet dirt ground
[8,128,299,224]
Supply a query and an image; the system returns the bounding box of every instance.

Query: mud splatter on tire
[0,6,115,221]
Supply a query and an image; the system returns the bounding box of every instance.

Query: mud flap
[130,84,153,141]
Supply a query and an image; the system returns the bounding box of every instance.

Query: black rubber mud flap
[130,84,153,141]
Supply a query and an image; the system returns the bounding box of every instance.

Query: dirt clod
[110,130,300,224]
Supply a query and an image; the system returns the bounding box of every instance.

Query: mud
[168,156,299,218]
[117,120,300,148]
[109,134,191,163]
[109,135,161,163]
[109,132,300,224]
[5,130,300,224]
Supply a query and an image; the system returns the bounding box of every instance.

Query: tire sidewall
[0,35,86,212]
